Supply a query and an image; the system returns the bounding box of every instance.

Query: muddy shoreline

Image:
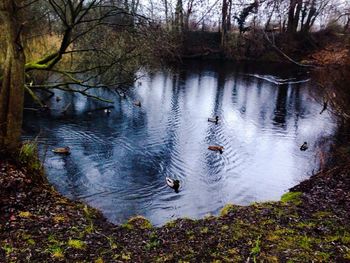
[1,147,350,262]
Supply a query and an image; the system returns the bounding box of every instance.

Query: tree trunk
[221,0,228,47]
[300,0,309,32]
[163,0,169,28]
[287,0,302,34]
[301,0,316,33]
[227,0,232,31]
[0,0,25,153]
[175,0,184,32]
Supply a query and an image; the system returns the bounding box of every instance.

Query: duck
[208,145,224,154]
[166,177,180,193]
[134,101,141,107]
[52,146,71,155]
[104,109,111,115]
[300,142,308,151]
[208,116,219,124]
[56,96,61,102]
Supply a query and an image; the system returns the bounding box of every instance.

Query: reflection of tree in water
[290,85,301,131]
[161,74,181,173]
[273,85,289,128]
[256,78,268,125]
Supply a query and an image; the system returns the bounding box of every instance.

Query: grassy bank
[1,156,350,262]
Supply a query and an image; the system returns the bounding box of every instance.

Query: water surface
[23,61,336,226]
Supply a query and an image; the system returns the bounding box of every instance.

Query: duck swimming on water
[104,109,111,115]
[134,101,141,107]
[166,177,180,193]
[300,142,308,151]
[208,145,224,154]
[52,146,71,155]
[208,116,219,124]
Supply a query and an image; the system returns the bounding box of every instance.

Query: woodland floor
[1,150,350,263]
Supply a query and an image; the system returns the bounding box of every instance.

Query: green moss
[19,141,43,172]
[121,252,131,260]
[51,248,64,259]
[200,227,209,234]
[220,204,236,216]
[123,216,152,230]
[345,251,350,260]
[95,257,104,263]
[250,236,261,261]
[67,239,86,250]
[48,234,59,244]
[299,235,312,250]
[231,222,249,241]
[18,211,32,218]
[186,230,195,240]
[122,222,134,230]
[164,220,176,228]
[314,251,331,261]
[221,225,229,231]
[312,211,332,218]
[84,223,94,234]
[46,244,64,259]
[155,254,174,262]
[53,215,66,223]
[83,205,96,219]
[145,240,160,250]
[105,236,118,249]
[296,221,316,229]
[204,213,215,220]
[227,248,240,257]
[2,244,13,256]
[27,239,36,246]
[145,232,160,250]
[325,235,340,242]
[281,192,302,205]
[341,232,350,244]
[274,228,295,236]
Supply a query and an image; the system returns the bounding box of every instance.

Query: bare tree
[0,0,142,153]
[0,0,26,151]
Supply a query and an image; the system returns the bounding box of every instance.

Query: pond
[23,60,337,226]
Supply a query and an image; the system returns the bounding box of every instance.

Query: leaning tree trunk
[0,0,25,153]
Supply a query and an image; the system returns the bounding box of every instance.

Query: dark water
[23,61,336,226]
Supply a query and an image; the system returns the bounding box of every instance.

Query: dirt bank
[1,152,350,262]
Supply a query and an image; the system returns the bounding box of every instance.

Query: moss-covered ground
[1,157,350,262]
